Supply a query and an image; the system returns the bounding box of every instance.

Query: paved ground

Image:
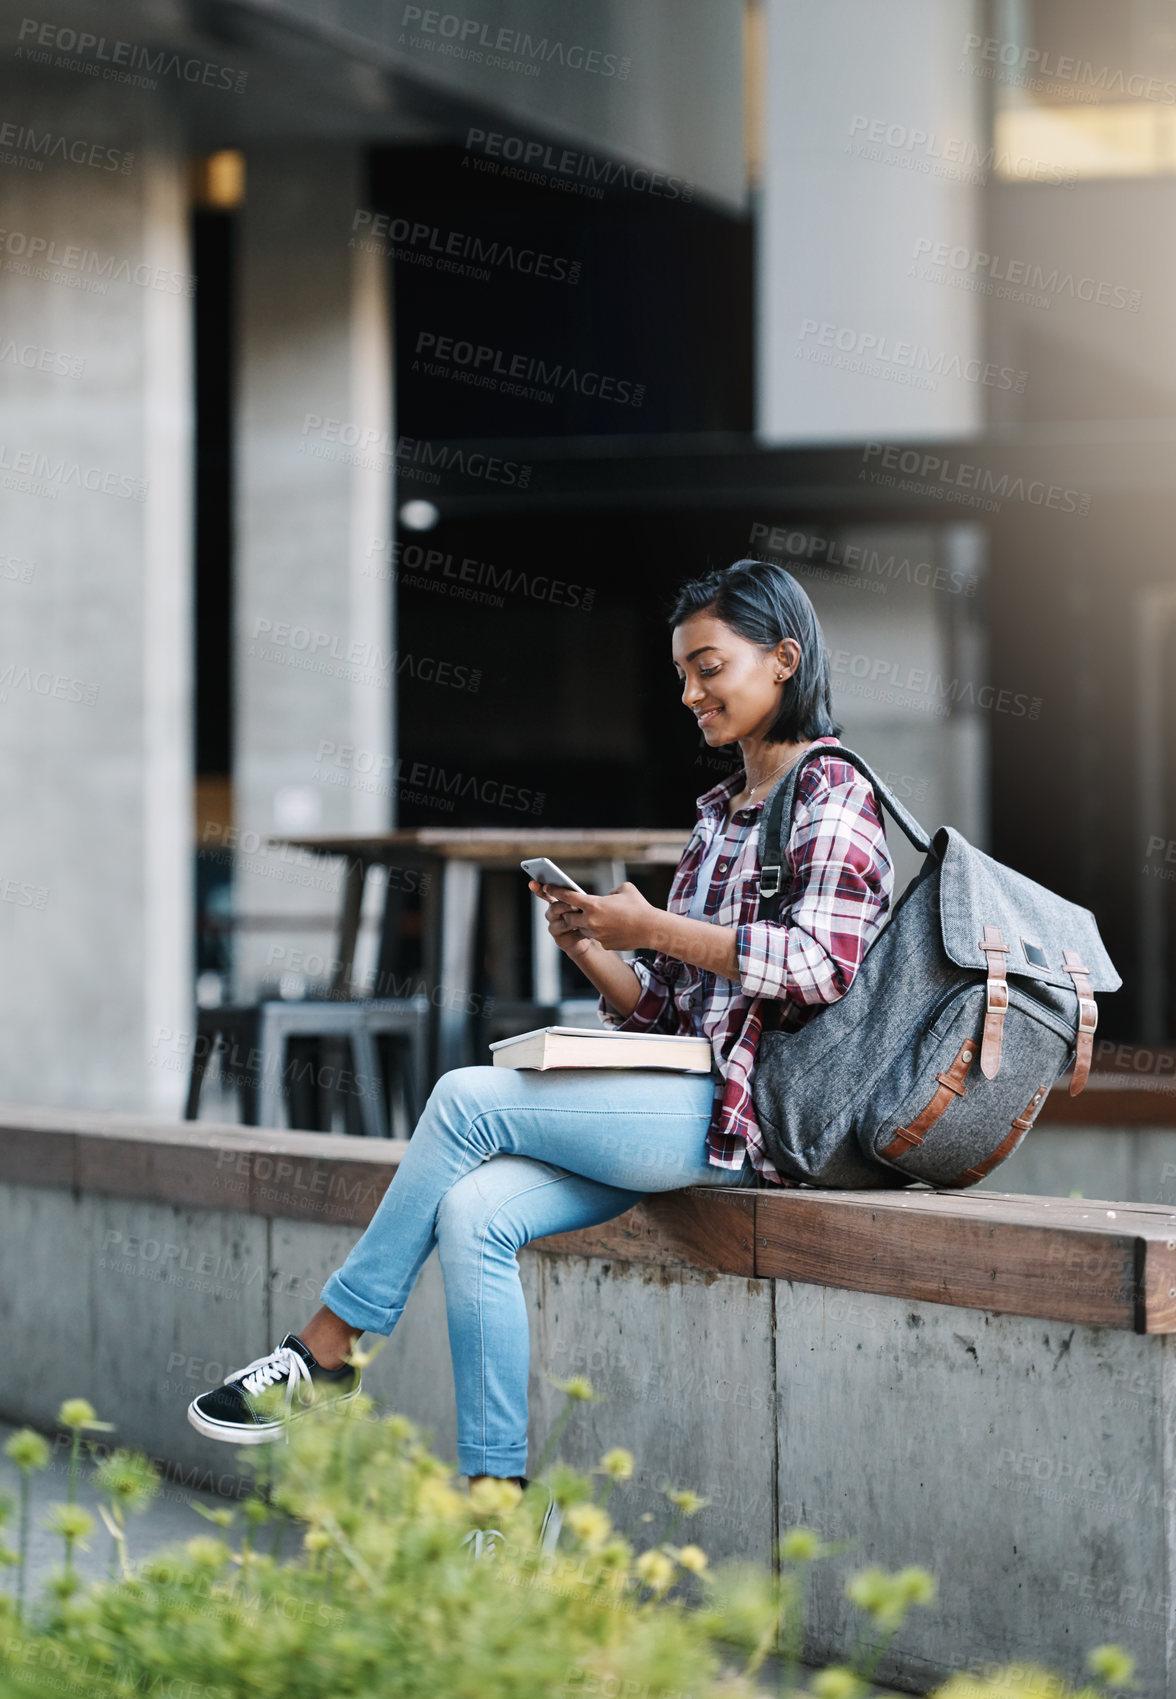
[0,1418,910,1695]
[0,1416,250,1597]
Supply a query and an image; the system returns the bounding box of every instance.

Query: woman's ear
[776,637,801,681]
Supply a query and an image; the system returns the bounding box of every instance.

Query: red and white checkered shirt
[596,737,894,1184]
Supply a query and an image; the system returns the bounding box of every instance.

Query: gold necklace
[742,743,811,803]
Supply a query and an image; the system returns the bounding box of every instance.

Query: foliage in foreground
[0,1375,1139,1699]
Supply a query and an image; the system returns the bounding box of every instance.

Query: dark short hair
[665,558,841,744]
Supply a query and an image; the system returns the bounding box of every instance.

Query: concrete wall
[757,0,985,442]
[233,143,395,1003]
[975,1121,1176,1207]
[0,67,192,1113]
[3,1170,1174,1695]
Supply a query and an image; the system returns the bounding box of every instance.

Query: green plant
[0,1384,1137,1699]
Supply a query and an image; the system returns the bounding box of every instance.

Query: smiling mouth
[696,708,722,726]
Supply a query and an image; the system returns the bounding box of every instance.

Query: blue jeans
[320,1064,753,1479]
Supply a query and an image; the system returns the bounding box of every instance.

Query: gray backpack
[750,745,1121,1190]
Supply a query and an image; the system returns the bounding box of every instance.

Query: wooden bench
[2,1099,1175,1694]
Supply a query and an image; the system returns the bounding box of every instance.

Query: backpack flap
[935,825,1122,1093]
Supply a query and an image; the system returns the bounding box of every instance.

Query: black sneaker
[186,1333,361,1444]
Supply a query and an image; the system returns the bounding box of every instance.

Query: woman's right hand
[527,880,599,962]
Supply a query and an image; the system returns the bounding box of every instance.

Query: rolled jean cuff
[319,1271,396,1335]
[457,1441,529,1479]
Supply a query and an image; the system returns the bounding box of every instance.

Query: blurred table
[266,829,692,1076]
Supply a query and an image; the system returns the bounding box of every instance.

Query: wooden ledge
[1039,1074,1176,1126]
[2,1103,1176,1332]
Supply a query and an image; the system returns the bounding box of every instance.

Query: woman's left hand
[541,880,662,954]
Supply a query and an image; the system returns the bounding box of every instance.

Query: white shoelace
[227,1345,312,1408]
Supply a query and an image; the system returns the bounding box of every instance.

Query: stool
[184,997,430,1138]
[361,996,431,1127]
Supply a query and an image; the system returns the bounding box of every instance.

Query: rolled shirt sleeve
[596,952,682,1033]
[734,773,891,1006]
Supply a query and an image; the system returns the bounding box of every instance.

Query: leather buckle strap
[979,924,1010,1081]
[943,1084,1048,1189]
[1062,948,1097,1096]
[880,1038,976,1160]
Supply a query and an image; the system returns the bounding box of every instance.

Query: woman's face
[671,611,798,746]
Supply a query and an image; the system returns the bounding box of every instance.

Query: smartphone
[520,856,587,895]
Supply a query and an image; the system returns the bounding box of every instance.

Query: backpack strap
[757,741,934,922]
[978,924,1011,1080]
[1061,948,1097,1095]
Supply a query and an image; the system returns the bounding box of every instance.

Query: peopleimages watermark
[847,113,1076,186]
[0,336,84,377]
[98,1228,321,1305]
[0,660,99,705]
[748,521,978,598]
[350,208,581,285]
[262,946,492,1018]
[0,871,49,908]
[1143,833,1176,884]
[464,128,693,203]
[0,550,36,584]
[299,415,531,489]
[16,18,248,91]
[911,237,1141,314]
[399,8,630,80]
[413,329,645,407]
[314,740,545,815]
[364,536,596,612]
[798,318,1027,393]
[248,617,482,693]
[830,648,1041,720]
[0,114,133,175]
[0,440,146,502]
[961,32,1176,105]
[859,443,1092,518]
[0,223,195,295]
[200,822,431,898]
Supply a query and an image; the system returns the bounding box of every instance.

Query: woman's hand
[527,879,661,958]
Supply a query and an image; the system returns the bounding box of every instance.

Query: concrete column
[757,0,986,442]
[0,69,192,1112]
[233,145,394,1001]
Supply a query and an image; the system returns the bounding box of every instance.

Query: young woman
[186,558,894,1505]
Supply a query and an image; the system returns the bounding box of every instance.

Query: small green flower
[1087,1645,1135,1688]
[564,1503,612,1549]
[598,1447,635,1481]
[779,1526,822,1563]
[894,1565,936,1607]
[44,1504,94,1544]
[57,1398,98,1430]
[811,1670,866,1699]
[665,1487,708,1516]
[4,1430,50,1472]
[674,1543,708,1574]
[95,1450,160,1512]
[551,1375,596,1402]
[633,1548,675,1594]
[845,1564,898,1616]
[185,1536,231,1569]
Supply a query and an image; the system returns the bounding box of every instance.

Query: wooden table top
[268,828,695,866]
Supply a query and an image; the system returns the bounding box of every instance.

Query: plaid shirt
[596,737,894,1184]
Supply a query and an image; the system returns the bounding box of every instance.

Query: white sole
[186,1382,361,1445]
